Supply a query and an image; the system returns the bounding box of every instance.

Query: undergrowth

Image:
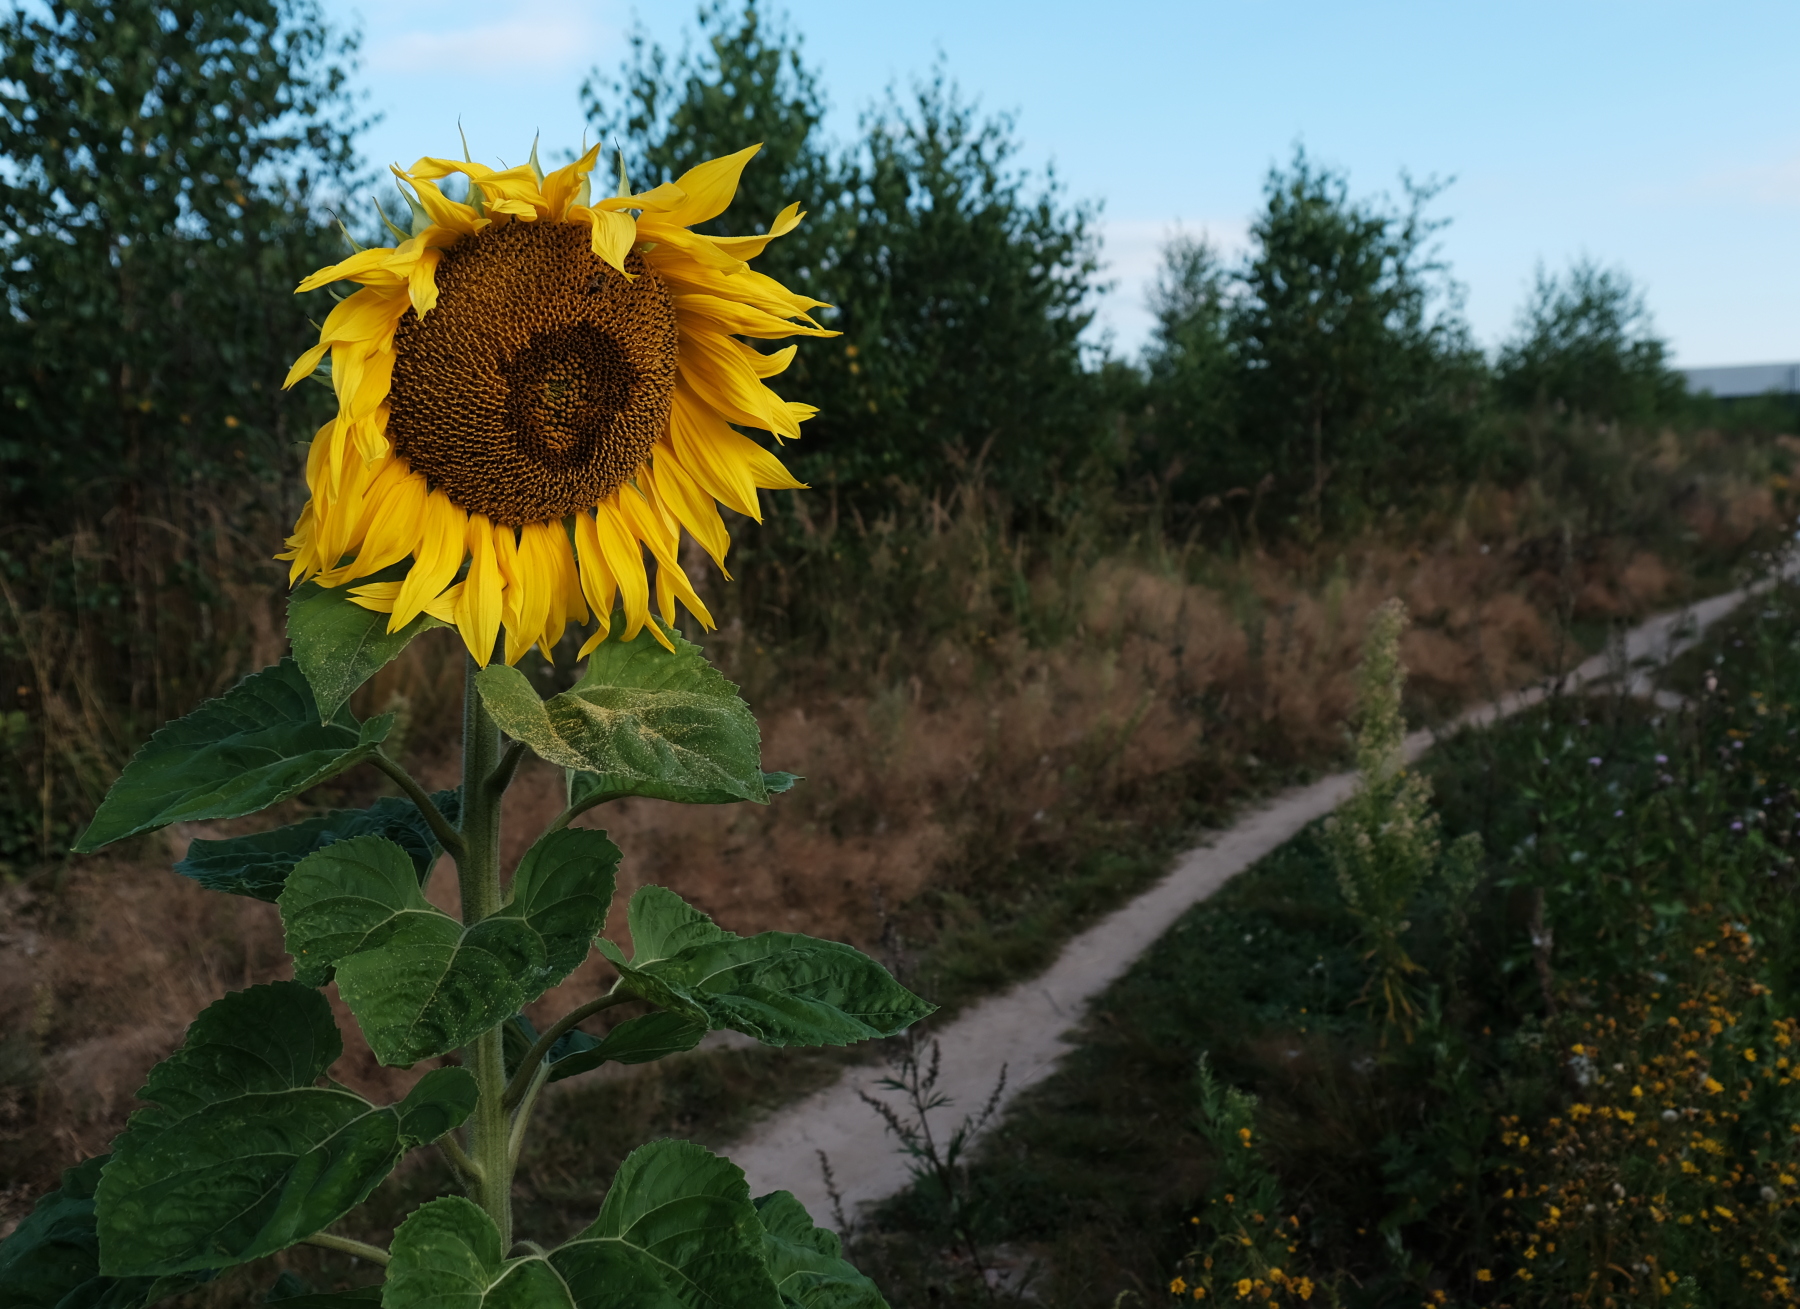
[855,570,1800,1307]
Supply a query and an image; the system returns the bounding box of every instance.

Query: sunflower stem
[458,651,513,1248]
[500,989,633,1110]
[370,751,466,859]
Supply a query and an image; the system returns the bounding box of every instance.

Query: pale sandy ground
[726,566,1794,1228]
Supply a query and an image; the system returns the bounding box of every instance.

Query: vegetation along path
[728,566,1798,1224]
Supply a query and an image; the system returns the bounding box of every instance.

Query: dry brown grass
[0,476,1785,1231]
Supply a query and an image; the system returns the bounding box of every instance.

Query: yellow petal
[591,496,651,642]
[572,512,617,651]
[709,201,806,261]
[677,327,801,439]
[541,143,602,220]
[644,449,731,571]
[282,341,329,391]
[576,205,638,278]
[409,246,443,318]
[455,514,504,666]
[396,171,487,237]
[391,491,466,632]
[662,144,761,228]
[672,292,837,341]
[617,484,713,632]
[319,284,410,345]
[297,246,401,293]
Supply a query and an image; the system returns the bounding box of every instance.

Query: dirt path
[727,574,1787,1225]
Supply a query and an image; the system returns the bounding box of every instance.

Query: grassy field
[852,562,1800,1308]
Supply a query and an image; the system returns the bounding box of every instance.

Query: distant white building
[1681,362,1800,398]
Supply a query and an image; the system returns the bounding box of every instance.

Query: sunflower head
[280,141,834,666]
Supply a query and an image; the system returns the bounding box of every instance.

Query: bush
[1138,148,1485,538]
[1495,259,1685,426]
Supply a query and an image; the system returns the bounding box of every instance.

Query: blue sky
[328,0,1800,366]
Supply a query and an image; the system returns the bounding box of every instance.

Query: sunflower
[279,141,832,666]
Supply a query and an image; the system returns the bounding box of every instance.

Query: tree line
[0,0,1773,864]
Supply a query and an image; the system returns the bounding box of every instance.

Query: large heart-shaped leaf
[0,1155,207,1309]
[478,626,767,806]
[94,982,476,1278]
[288,572,447,724]
[752,1191,887,1309]
[597,887,934,1048]
[548,1139,782,1309]
[384,1197,576,1308]
[75,660,393,853]
[173,790,458,902]
[280,831,617,1065]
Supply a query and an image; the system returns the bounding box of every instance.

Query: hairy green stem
[544,788,627,835]
[438,1133,481,1185]
[500,990,633,1110]
[370,751,466,859]
[491,738,527,793]
[508,1061,553,1168]
[458,653,513,1247]
[303,1231,391,1266]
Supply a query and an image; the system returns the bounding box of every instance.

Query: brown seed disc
[386,219,679,526]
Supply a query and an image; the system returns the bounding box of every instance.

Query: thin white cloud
[366,0,618,77]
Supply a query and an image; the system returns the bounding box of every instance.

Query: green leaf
[384,1197,575,1308]
[0,1156,205,1308]
[173,791,459,902]
[762,773,802,796]
[280,831,616,1065]
[75,660,394,853]
[752,1192,887,1309]
[544,1012,707,1084]
[479,626,767,806]
[599,887,934,1048]
[548,1139,782,1309]
[93,982,476,1278]
[508,827,620,983]
[288,574,448,724]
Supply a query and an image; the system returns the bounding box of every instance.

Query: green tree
[0,0,359,522]
[1494,258,1683,425]
[1154,147,1483,538]
[585,2,1110,510]
[0,0,361,857]
[1137,233,1238,524]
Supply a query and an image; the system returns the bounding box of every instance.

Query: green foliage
[1496,257,1685,424]
[0,0,356,517]
[173,789,458,901]
[1169,1057,1322,1304]
[0,1155,207,1309]
[586,1,1106,507]
[382,1196,576,1308]
[547,1138,784,1309]
[854,580,1800,1305]
[73,659,393,851]
[287,579,448,725]
[752,1190,887,1309]
[479,625,770,806]
[279,830,618,1065]
[601,885,936,1047]
[93,982,475,1277]
[1139,147,1483,535]
[537,1012,708,1084]
[1324,598,1481,1036]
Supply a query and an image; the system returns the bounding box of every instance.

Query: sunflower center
[386,220,679,526]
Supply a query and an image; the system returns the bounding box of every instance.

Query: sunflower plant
[0,141,929,1308]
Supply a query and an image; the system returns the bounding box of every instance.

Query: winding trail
[728,575,1788,1225]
